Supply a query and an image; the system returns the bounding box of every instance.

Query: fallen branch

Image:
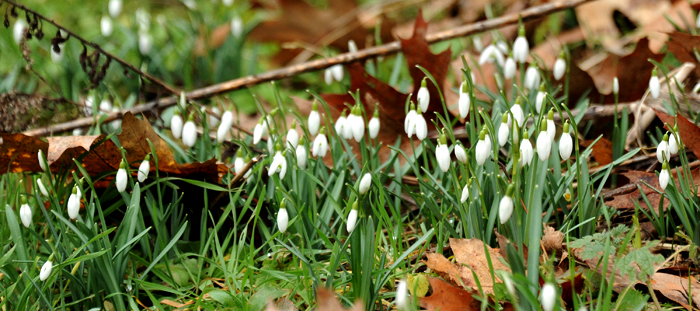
[23,0,594,137]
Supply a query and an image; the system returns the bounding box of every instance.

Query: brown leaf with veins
[0,133,48,174]
[654,108,700,160]
[605,168,700,212]
[420,277,480,311]
[580,136,613,166]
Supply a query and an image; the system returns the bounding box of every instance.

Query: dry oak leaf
[654,108,700,161]
[420,276,480,311]
[314,287,363,311]
[0,133,48,174]
[606,168,700,212]
[542,225,564,257]
[425,238,510,295]
[580,136,613,166]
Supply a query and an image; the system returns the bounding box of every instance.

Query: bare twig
[23,0,594,137]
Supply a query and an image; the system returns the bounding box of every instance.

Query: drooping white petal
[537,132,551,162]
[513,36,529,63]
[230,16,243,38]
[510,105,525,128]
[67,193,80,220]
[170,114,183,139]
[649,76,660,99]
[540,283,557,311]
[459,86,471,119]
[359,173,372,194]
[331,64,344,82]
[343,114,355,139]
[436,144,451,172]
[286,129,299,149]
[524,65,540,91]
[559,133,573,160]
[669,133,679,155]
[347,209,358,233]
[20,203,32,228]
[352,114,365,142]
[659,169,670,191]
[454,144,467,164]
[138,31,152,55]
[475,140,489,165]
[613,77,620,95]
[404,110,416,134]
[499,195,513,224]
[308,110,320,136]
[368,117,380,139]
[296,145,307,169]
[312,134,328,157]
[553,58,566,80]
[414,115,428,141]
[520,139,533,167]
[109,0,122,17]
[504,57,516,80]
[277,208,288,233]
[535,91,546,114]
[324,68,334,85]
[182,120,197,147]
[13,20,27,45]
[101,16,113,37]
[37,179,49,197]
[40,261,53,281]
[216,111,234,143]
[460,184,470,203]
[547,120,556,142]
[38,150,48,172]
[498,123,509,147]
[657,141,670,163]
[417,86,430,113]
[116,168,128,193]
[138,159,150,182]
[396,280,409,310]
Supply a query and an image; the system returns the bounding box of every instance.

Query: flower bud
[417,78,430,112]
[498,114,509,147]
[520,131,534,167]
[460,184,470,203]
[547,109,556,143]
[359,173,372,194]
[308,101,320,136]
[535,83,546,114]
[504,55,516,80]
[499,185,515,224]
[171,111,184,139]
[351,106,365,143]
[38,150,48,172]
[182,115,197,147]
[286,121,299,149]
[37,178,49,197]
[368,108,380,139]
[138,154,151,183]
[347,201,359,233]
[67,186,80,220]
[335,110,347,136]
[404,103,417,135]
[109,0,122,17]
[454,142,467,164]
[659,162,670,191]
[19,195,32,228]
[312,127,328,157]
[475,130,490,165]
[613,77,619,95]
[668,131,679,155]
[277,200,289,233]
[513,24,529,63]
[296,136,308,169]
[657,134,670,163]
[116,160,128,193]
[553,51,566,81]
[396,280,409,310]
[559,121,573,160]
[649,68,660,99]
[101,16,113,37]
[537,121,551,162]
[40,259,53,281]
[540,282,557,311]
[217,110,234,143]
[524,63,540,91]
[459,81,471,118]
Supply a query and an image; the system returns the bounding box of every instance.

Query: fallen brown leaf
[542,225,565,257]
[654,108,700,160]
[420,276,480,311]
[315,287,363,311]
[0,133,47,174]
[581,136,613,166]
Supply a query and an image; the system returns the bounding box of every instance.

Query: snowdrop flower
[396,279,409,310]
[454,142,467,164]
[51,42,65,62]
[417,78,430,112]
[253,118,266,145]
[217,109,234,143]
[40,258,53,281]
[498,114,509,147]
[19,196,31,228]
[513,24,529,63]
[179,91,188,110]
[37,179,49,197]
[234,150,245,174]
[520,131,534,167]
[347,201,359,233]
[460,183,470,203]
[343,109,355,140]
[368,108,380,139]
[659,162,670,191]
[485,132,492,152]
[472,35,484,52]
[410,111,428,141]
[138,154,150,182]
[324,68,334,85]
[334,110,347,136]
[496,41,509,54]
[436,133,451,172]
[136,8,151,31]
[535,83,547,114]
[109,0,122,17]
[350,105,365,142]
[348,40,358,53]
[459,81,471,119]
[171,110,183,139]
[312,127,328,157]
[283,122,298,150]
[657,133,670,163]
[296,136,308,169]
[223,0,234,6]
[537,121,551,162]
[331,64,344,82]
[359,173,372,194]
[508,97,525,128]
[546,109,556,143]
[540,282,557,311]
[553,51,566,81]
[499,184,515,224]
[277,200,289,233]
[182,115,197,147]
[308,101,320,136]
[13,19,27,44]
[559,121,573,160]
[67,185,80,220]
[101,16,113,37]
[38,150,48,172]
[116,160,128,193]
[504,54,516,80]
[138,30,152,55]
[564,188,572,202]
[478,44,505,67]
[613,77,619,95]
[404,103,417,134]
[524,63,540,91]
[475,130,490,165]
[100,98,112,112]
[669,126,679,155]
[649,68,660,99]
[231,16,243,38]
[268,144,287,179]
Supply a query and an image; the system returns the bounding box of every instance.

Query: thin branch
[3,0,181,96]
[23,0,594,137]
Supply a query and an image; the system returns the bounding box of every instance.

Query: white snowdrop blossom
[296,136,308,169]
[649,68,660,99]
[223,0,234,6]
[460,183,470,203]
[404,103,417,134]
[553,51,566,80]
[13,19,27,45]
[485,133,492,153]
[613,77,619,95]
[40,259,53,281]
[38,150,48,172]
[479,44,505,67]
[37,179,49,197]
[109,0,122,17]
[413,112,428,141]
[101,16,113,37]
[537,121,552,162]
[512,25,529,63]
[396,280,409,310]
[417,78,430,113]
[268,145,288,179]
[540,282,557,311]
[454,142,467,164]
[436,133,451,172]
[67,185,80,220]
[659,162,670,191]
[504,56,516,80]
[171,111,183,139]
[472,35,484,52]
[286,121,299,149]
[335,110,347,135]
[347,201,359,233]
[234,150,245,175]
[498,114,509,147]
[312,127,328,157]
[499,185,515,224]
[216,109,233,143]
[138,154,151,183]
[231,16,243,38]
[331,64,344,82]
[459,81,471,119]
[308,101,320,136]
[535,83,547,114]
[359,173,372,194]
[19,196,31,228]
[669,129,679,155]
[182,116,197,147]
[348,40,358,53]
[368,108,380,139]
[508,97,525,128]
[546,109,556,143]
[116,160,128,193]
[277,200,288,233]
[350,105,365,142]
[475,130,490,165]
[343,111,355,140]
[657,134,671,163]
[496,41,509,54]
[520,131,534,167]
[138,30,152,55]
[524,64,540,91]
[559,121,573,160]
